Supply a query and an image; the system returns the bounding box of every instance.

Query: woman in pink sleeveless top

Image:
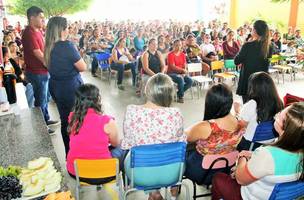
[66,84,120,184]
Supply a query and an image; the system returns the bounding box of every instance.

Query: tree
[7,0,94,18]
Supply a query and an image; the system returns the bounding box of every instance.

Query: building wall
[236,0,303,32]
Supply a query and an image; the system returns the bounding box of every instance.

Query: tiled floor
[48,69,304,200]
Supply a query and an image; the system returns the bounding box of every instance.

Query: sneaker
[177,97,184,103]
[92,73,98,77]
[48,127,56,135]
[46,120,60,126]
[117,85,125,90]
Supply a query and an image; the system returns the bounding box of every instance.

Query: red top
[222,41,240,60]
[167,51,186,74]
[22,26,47,74]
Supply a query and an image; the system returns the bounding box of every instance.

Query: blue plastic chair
[268,181,304,200]
[95,52,112,83]
[249,120,277,151]
[123,142,190,200]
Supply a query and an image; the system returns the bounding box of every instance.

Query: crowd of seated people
[1,18,304,200]
[66,74,304,200]
[3,18,303,100]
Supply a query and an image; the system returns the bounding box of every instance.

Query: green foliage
[247,13,288,33]
[7,0,93,18]
[0,166,22,177]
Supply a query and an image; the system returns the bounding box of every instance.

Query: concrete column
[288,0,299,30]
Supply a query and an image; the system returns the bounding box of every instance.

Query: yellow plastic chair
[211,61,237,84]
[74,158,123,200]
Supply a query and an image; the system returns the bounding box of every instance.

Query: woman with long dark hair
[235,72,283,151]
[212,102,304,200]
[44,16,86,154]
[185,83,245,185]
[66,84,119,183]
[235,20,273,103]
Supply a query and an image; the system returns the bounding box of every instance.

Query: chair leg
[191,86,194,100]
[76,186,80,200]
[192,180,197,200]
[197,85,200,99]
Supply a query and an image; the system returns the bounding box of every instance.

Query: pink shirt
[66,108,113,175]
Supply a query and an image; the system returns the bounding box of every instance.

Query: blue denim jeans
[25,71,50,122]
[111,62,137,85]
[169,73,193,98]
[25,83,35,108]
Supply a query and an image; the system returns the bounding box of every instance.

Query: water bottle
[3,62,17,104]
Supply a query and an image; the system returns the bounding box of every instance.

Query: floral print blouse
[196,120,245,155]
[121,104,186,150]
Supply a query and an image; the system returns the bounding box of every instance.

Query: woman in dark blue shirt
[44,16,86,154]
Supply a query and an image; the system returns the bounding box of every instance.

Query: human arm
[185,121,212,143]
[235,100,257,128]
[157,51,167,73]
[33,49,45,65]
[235,148,273,185]
[234,43,248,65]
[104,119,120,147]
[74,59,87,72]
[111,48,125,64]
[125,48,135,62]
[67,41,87,72]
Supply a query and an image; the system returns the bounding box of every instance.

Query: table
[0,108,68,191]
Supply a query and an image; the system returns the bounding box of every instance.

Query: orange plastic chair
[74,158,123,200]
[211,60,237,84]
[211,60,224,71]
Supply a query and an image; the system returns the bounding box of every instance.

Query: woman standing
[44,16,86,155]
[235,20,272,103]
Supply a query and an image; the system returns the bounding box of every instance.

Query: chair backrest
[96,52,112,68]
[211,60,224,71]
[126,142,186,190]
[202,151,239,169]
[268,181,304,200]
[74,158,118,181]
[252,120,277,142]
[224,59,236,70]
[283,93,304,107]
[187,63,202,73]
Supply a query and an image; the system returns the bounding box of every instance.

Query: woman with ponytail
[234,20,273,103]
[45,16,86,154]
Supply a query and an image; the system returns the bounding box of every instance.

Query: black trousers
[49,76,83,155]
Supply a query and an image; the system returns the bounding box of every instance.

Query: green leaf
[7,0,94,18]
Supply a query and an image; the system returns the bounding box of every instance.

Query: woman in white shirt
[200,34,217,67]
[235,72,283,151]
[211,102,304,200]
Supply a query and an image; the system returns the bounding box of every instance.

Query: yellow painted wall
[235,0,304,32]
